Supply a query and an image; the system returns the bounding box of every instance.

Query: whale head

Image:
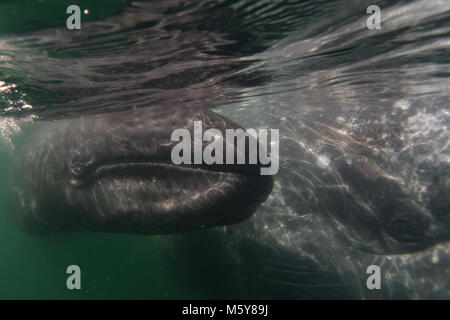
[7,107,273,235]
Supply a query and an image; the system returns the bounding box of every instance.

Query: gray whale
[6,107,272,235]
[165,97,450,299]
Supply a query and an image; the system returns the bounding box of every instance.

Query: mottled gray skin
[165,98,450,299]
[291,122,450,255]
[7,107,272,235]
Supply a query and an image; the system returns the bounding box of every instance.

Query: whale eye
[70,162,83,176]
[383,219,427,243]
[382,201,431,243]
[69,151,95,178]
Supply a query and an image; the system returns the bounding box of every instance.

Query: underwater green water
[0,0,127,33]
[0,0,211,300]
[0,150,213,299]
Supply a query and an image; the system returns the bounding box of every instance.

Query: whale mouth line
[95,161,237,176]
[70,159,259,188]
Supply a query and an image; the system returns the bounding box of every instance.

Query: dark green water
[0,0,212,299]
[0,153,208,299]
